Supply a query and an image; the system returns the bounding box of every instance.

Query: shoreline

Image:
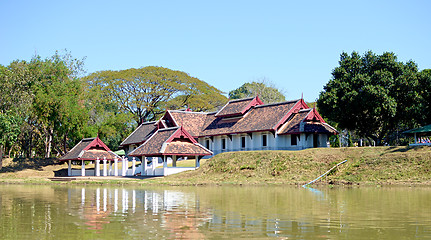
[1,146,430,187]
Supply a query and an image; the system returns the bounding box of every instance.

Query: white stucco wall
[198,132,330,157]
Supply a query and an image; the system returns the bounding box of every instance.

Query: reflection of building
[68,187,210,238]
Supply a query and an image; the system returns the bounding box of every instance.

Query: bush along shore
[0,146,430,186]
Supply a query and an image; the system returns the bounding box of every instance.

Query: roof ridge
[157,126,180,132]
[82,137,96,141]
[141,121,157,125]
[169,110,209,114]
[227,97,255,103]
[254,99,299,108]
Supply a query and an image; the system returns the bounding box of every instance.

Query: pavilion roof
[403,124,431,135]
[128,126,212,157]
[60,137,119,161]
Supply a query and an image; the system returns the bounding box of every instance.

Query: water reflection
[63,186,210,239]
[1,185,431,239]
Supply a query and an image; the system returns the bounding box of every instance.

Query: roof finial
[301,92,303,100]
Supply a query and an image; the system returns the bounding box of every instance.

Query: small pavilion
[403,124,431,146]
[59,137,122,177]
[128,126,212,176]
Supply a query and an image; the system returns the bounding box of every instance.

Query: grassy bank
[1,146,430,186]
[157,146,431,186]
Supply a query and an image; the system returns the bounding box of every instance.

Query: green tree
[30,53,88,158]
[317,51,422,145]
[0,61,36,158]
[85,66,226,124]
[0,112,21,169]
[229,80,286,104]
[418,69,431,124]
[83,83,135,151]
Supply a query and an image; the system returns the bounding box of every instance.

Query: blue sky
[1,0,430,102]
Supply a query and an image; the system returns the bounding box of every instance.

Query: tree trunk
[62,130,69,154]
[45,128,53,158]
[54,142,64,157]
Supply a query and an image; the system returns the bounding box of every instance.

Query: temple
[61,96,337,177]
[122,96,338,158]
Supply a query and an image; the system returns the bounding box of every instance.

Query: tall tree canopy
[229,80,286,104]
[418,69,431,124]
[317,51,424,145]
[85,66,227,124]
[0,51,88,158]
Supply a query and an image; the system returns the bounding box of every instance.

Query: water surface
[0,184,430,239]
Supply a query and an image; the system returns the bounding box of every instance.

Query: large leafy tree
[317,51,422,145]
[83,83,135,151]
[229,80,286,104]
[0,51,88,158]
[85,66,227,124]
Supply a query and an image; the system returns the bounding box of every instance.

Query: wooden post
[95,158,100,176]
[68,160,72,176]
[414,133,417,144]
[81,160,85,176]
[103,157,107,176]
[114,157,118,176]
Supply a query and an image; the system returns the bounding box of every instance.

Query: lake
[0,184,430,239]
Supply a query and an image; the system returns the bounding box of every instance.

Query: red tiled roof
[80,150,119,160]
[278,109,311,134]
[200,100,299,136]
[128,127,212,157]
[278,109,338,135]
[60,137,119,161]
[168,111,208,136]
[215,96,263,118]
[164,141,212,156]
[120,121,157,146]
[129,128,177,156]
